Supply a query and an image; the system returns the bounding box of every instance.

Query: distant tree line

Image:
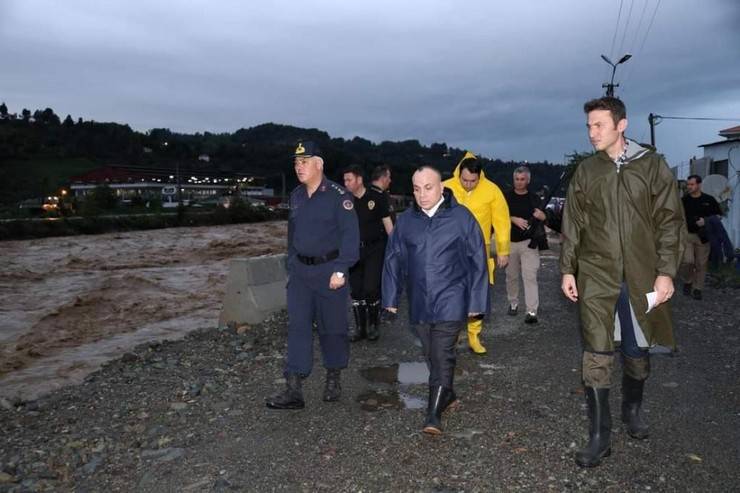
[0,103,579,206]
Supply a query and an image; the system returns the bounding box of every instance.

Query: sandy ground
[0,221,287,401]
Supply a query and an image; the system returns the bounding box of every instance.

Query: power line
[617,0,635,58]
[606,0,625,81]
[622,0,662,90]
[629,0,650,55]
[655,116,740,122]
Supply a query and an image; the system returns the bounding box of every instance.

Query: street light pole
[600,53,632,97]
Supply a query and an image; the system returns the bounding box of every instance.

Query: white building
[695,125,740,247]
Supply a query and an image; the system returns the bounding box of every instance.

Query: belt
[297,250,339,265]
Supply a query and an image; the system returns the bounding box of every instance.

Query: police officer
[370,164,396,223]
[343,164,393,342]
[266,141,360,410]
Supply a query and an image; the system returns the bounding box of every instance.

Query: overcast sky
[2,0,739,172]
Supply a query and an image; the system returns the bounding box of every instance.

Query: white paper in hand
[645,291,658,313]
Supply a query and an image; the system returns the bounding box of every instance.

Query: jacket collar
[412,187,456,215]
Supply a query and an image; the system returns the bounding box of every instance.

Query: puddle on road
[357,362,429,411]
[356,389,426,411]
[359,362,429,385]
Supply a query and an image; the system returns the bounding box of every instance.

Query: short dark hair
[687,174,702,183]
[459,157,482,175]
[371,164,391,182]
[414,165,442,180]
[583,96,627,126]
[342,164,364,178]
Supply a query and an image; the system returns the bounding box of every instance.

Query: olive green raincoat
[560,140,687,352]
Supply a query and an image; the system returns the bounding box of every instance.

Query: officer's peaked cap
[294,140,323,159]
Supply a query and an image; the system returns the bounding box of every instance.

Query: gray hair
[513,166,530,178]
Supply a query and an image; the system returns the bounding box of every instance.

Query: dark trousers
[415,321,463,388]
[285,264,350,377]
[349,240,385,302]
[616,283,648,359]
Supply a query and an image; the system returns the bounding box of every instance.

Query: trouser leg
[285,274,315,377]
[316,286,350,370]
[429,322,463,389]
[520,246,540,313]
[505,241,523,306]
[680,237,696,286]
[693,239,711,290]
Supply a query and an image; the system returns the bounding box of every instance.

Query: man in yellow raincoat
[443,152,511,354]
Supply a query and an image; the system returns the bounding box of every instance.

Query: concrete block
[219,254,288,328]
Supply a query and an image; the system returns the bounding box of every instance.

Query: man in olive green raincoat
[560,97,686,468]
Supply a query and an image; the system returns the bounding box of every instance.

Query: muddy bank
[0,221,286,401]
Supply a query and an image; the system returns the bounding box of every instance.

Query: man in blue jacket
[383,165,489,434]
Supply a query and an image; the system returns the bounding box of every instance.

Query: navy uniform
[267,140,359,410]
[349,185,391,341]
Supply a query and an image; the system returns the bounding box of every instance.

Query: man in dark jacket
[561,97,686,467]
[680,174,722,300]
[383,166,489,435]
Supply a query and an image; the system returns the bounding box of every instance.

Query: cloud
[1,0,738,166]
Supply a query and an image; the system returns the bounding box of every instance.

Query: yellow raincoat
[443,152,511,283]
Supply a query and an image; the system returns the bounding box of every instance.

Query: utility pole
[649,113,656,147]
[600,54,632,98]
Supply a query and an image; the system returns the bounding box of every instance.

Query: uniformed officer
[266,141,360,410]
[342,165,393,342]
[370,164,396,223]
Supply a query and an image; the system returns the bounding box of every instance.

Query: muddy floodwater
[0,221,286,401]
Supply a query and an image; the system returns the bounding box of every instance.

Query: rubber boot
[575,387,611,467]
[422,386,454,435]
[467,317,487,355]
[349,300,367,342]
[366,300,380,341]
[323,369,342,402]
[622,375,649,439]
[266,373,305,410]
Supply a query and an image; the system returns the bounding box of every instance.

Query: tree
[21,108,31,121]
[63,114,75,127]
[0,102,7,119]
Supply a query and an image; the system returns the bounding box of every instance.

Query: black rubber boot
[622,375,649,439]
[366,301,380,341]
[349,300,367,342]
[575,387,612,467]
[423,386,454,435]
[266,374,305,410]
[323,369,342,402]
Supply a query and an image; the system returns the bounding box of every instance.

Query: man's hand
[329,273,345,290]
[696,217,705,227]
[385,307,398,314]
[497,255,509,268]
[653,275,674,306]
[532,208,546,221]
[511,216,529,231]
[561,274,578,302]
[468,312,481,317]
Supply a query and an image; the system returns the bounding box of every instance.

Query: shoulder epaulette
[329,182,347,195]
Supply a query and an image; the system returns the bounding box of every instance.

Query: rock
[81,454,104,475]
[213,477,232,492]
[662,382,679,389]
[0,472,16,483]
[0,398,13,411]
[236,352,251,361]
[141,447,185,462]
[170,402,188,411]
[236,324,250,335]
[121,352,140,363]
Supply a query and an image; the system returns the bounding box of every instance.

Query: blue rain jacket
[382,189,490,324]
